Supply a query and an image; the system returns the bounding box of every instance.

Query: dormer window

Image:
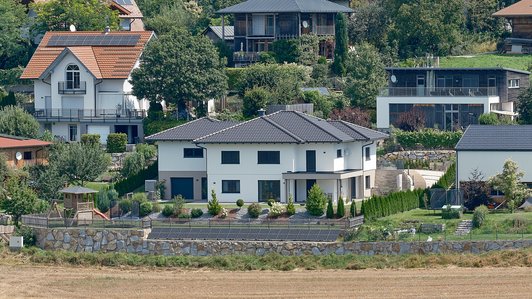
[66,64,80,89]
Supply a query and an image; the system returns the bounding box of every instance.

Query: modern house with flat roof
[493,0,532,54]
[216,0,352,66]
[376,67,530,131]
[21,30,154,144]
[147,111,387,203]
[456,125,532,185]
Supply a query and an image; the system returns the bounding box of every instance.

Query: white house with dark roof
[147,111,387,203]
[456,125,532,185]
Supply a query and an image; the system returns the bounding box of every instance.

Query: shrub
[162,205,173,217]
[247,203,262,218]
[15,226,36,247]
[106,133,127,153]
[114,161,158,196]
[178,213,191,219]
[395,108,425,131]
[132,192,148,203]
[81,134,100,145]
[191,208,203,218]
[337,197,345,218]
[326,198,334,219]
[272,39,299,63]
[119,199,132,214]
[96,188,110,213]
[139,201,153,217]
[121,152,146,178]
[135,143,157,161]
[306,184,327,216]
[207,189,222,216]
[219,208,228,219]
[267,198,275,207]
[478,113,500,125]
[268,202,285,218]
[472,205,488,228]
[286,195,296,216]
[394,129,463,150]
[151,201,162,213]
[259,51,276,64]
[236,199,244,208]
[433,163,456,190]
[173,195,186,216]
[350,200,356,217]
[441,205,462,219]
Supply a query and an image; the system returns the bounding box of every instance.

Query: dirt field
[0,265,530,298]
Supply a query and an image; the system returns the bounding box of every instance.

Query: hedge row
[395,129,463,150]
[361,189,425,221]
[432,163,456,190]
[115,161,158,196]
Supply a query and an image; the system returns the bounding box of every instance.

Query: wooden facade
[0,146,49,169]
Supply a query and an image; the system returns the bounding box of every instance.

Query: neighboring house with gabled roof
[0,134,52,169]
[147,111,387,203]
[456,125,532,186]
[21,30,154,144]
[493,0,532,54]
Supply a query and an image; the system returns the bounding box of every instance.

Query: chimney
[104,26,110,34]
[257,109,266,117]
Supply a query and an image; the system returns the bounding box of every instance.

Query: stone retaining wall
[34,228,531,256]
[378,150,455,171]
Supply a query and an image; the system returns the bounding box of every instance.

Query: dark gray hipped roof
[194,111,387,144]
[456,125,532,151]
[145,118,239,141]
[217,0,353,14]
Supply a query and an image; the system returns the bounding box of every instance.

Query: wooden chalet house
[493,0,532,54]
[216,0,352,66]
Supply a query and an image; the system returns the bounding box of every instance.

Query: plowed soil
[0,265,530,298]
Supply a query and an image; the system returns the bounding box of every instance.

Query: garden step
[454,220,473,236]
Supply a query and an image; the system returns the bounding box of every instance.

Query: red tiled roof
[21,31,153,79]
[0,136,52,149]
[493,0,532,17]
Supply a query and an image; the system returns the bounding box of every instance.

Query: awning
[491,110,518,116]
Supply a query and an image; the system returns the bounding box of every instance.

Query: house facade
[376,67,530,131]
[456,125,532,186]
[216,0,352,66]
[147,111,387,203]
[21,31,154,144]
[0,134,51,169]
[493,0,532,54]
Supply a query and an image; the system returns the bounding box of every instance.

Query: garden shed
[60,186,98,212]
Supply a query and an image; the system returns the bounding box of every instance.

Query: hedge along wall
[361,189,426,221]
[395,129,463,150]
[115,161,158,196]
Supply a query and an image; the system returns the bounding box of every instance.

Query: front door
[306,150,316,172]
[444,104,460,131]
[350,177,357,200]
[170,177,194,200]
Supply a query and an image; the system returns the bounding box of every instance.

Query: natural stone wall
[34,228,531,256]
[378,150,455,171]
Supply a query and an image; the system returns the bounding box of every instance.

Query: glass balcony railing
[379,87,498,97]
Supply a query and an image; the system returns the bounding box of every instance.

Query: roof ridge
[291,111,345,142]
[146,117,207,139]
[336,120,370,140]
[193,116,257,142]
[261,115,305,143]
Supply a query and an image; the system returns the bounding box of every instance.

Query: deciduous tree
[0,106,40,138]
[489,159,529,212]
[0,174,48,225]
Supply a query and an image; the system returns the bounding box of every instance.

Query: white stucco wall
[158,141,206,172]
[457,151,532,183]
[376,96,499,129]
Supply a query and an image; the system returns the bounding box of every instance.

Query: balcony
[315,25,334,35]
[33,109,147,122]
[58,81,87,95]
[379,87,498,97]
[233,52,260,63]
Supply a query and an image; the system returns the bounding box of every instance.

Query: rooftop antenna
[69,24,76,32]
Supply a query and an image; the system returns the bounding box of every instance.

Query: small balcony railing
[379,87,498,97]
[33,109,147,122]
[233,52,260,63]
[58,81,87,95]
[314,25,334,35]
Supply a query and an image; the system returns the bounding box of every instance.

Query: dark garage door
[171,178,194,199]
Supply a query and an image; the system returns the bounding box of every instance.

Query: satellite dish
[15,152,22,161]
[302,21,309,28]
[69,24,76,32]
[391,75,398,83]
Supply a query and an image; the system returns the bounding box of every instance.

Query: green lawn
[83,181,111,191]
[439,54,532,72]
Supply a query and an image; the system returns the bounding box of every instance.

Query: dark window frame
[183,148,203,158]
[23,151,32,160]
[257,151,280,164]
[258,180,281,202]
[337,149,343,158]
[365,175,371,190]
[222,180,240,194]
[221,151,240,164]
[365,147,371,161]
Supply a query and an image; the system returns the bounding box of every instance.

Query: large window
[221,151,240,164]
[509,79,520,88]
[257,151,280,164]
[183,148,203,158]
[258,180,280,202]
[66,64,80,89]
[222,180,240,193]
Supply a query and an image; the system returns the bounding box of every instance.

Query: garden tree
[298,34,319,66]
[0,153,8,184]
[395,108,426,131]
[388,0,464,58]
[301,91,332,118]
[344,43,386,109]
[348,0,389,50]
[49,142,111,186]
[143,1,198,35]
[121,152,146,178]
[464,0,505,37]
[460,169,491,211]
[286,194,296,216]
[272,39,299,63]
[242,87,271,118]
[478,113,500,125]
[305,184,327,216]
[310,62,329,87]
[0,106,40,138]
[31,0,119,33]
[0,91,16,107]
[489,159,530,212]
[326,198,334,219]
[131,29,227,117]
[331,13,348,76]
[97,187,111,213]
[337,197,345,218]
[328,107,371,128]
[517,87,532,124]
[207,189,222,215]
[29,164,68,201]
[237,63,309,105]
[0,0,31,69]
[350,200,356,217]
[0,174,48,225]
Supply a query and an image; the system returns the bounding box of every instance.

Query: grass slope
[439,54,532,71]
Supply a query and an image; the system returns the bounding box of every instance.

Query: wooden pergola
[60,186,98,212]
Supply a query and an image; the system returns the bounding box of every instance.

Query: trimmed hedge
[81,134,100,145]
[107,133,127,153]
[395,129,462,150]
[361,189,425,221]
[432,163,456,190]
[115,161,158,196]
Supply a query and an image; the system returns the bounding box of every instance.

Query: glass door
[444,104,459,131]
